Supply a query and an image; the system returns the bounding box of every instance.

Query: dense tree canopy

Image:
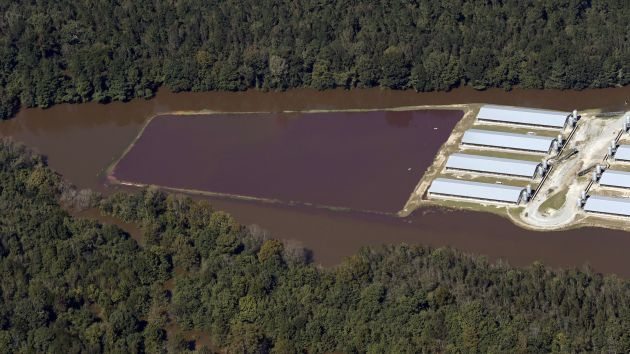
[0,0,628,118]
[1,140,630,352]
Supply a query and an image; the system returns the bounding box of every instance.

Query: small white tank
[577,198,583,208]
[573,109,578,118]
[592,171,598,182]
[581,190,587,200]
[596,165,602,174]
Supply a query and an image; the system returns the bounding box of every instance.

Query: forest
[1,140,629,352]
[0,0,629,119]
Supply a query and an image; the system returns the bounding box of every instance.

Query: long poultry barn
[427,178,529,204]
[613,145,630,162]
[461,129,559,154]
[445,153,542,179]
[598,169,630,189]
[476,105,571,129]
[584,195,630,217]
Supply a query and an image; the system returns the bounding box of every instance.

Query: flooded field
[205,197,630,276]
[112,110,462,213]
[2,86,630,277]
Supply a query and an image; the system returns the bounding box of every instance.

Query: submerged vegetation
[1,140,630,352]
[1,0,629,118]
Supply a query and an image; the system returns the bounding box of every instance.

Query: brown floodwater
[205,197,630,277]
[113,110,461,213]
[2,86,630,277]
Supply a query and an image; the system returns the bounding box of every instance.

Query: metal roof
[599,169,630,189]
[614,145,630,161]
[428,178,525,203]
[477,105,569,128]
[461,129,556,153]
[584,195,630,217]
[445,153,540,178]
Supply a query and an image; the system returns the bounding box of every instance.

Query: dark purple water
[113,110,462,213]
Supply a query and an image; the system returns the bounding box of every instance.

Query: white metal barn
[461,129,558,153]
[614,145,630,161]
[584,195,630,217]
[445,153,542,178]
[476,105,570,129]
[598,170,630,189]
[427,178,528,204]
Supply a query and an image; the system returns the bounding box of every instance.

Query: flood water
[113,110,461,213]
[2,86,630,277]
